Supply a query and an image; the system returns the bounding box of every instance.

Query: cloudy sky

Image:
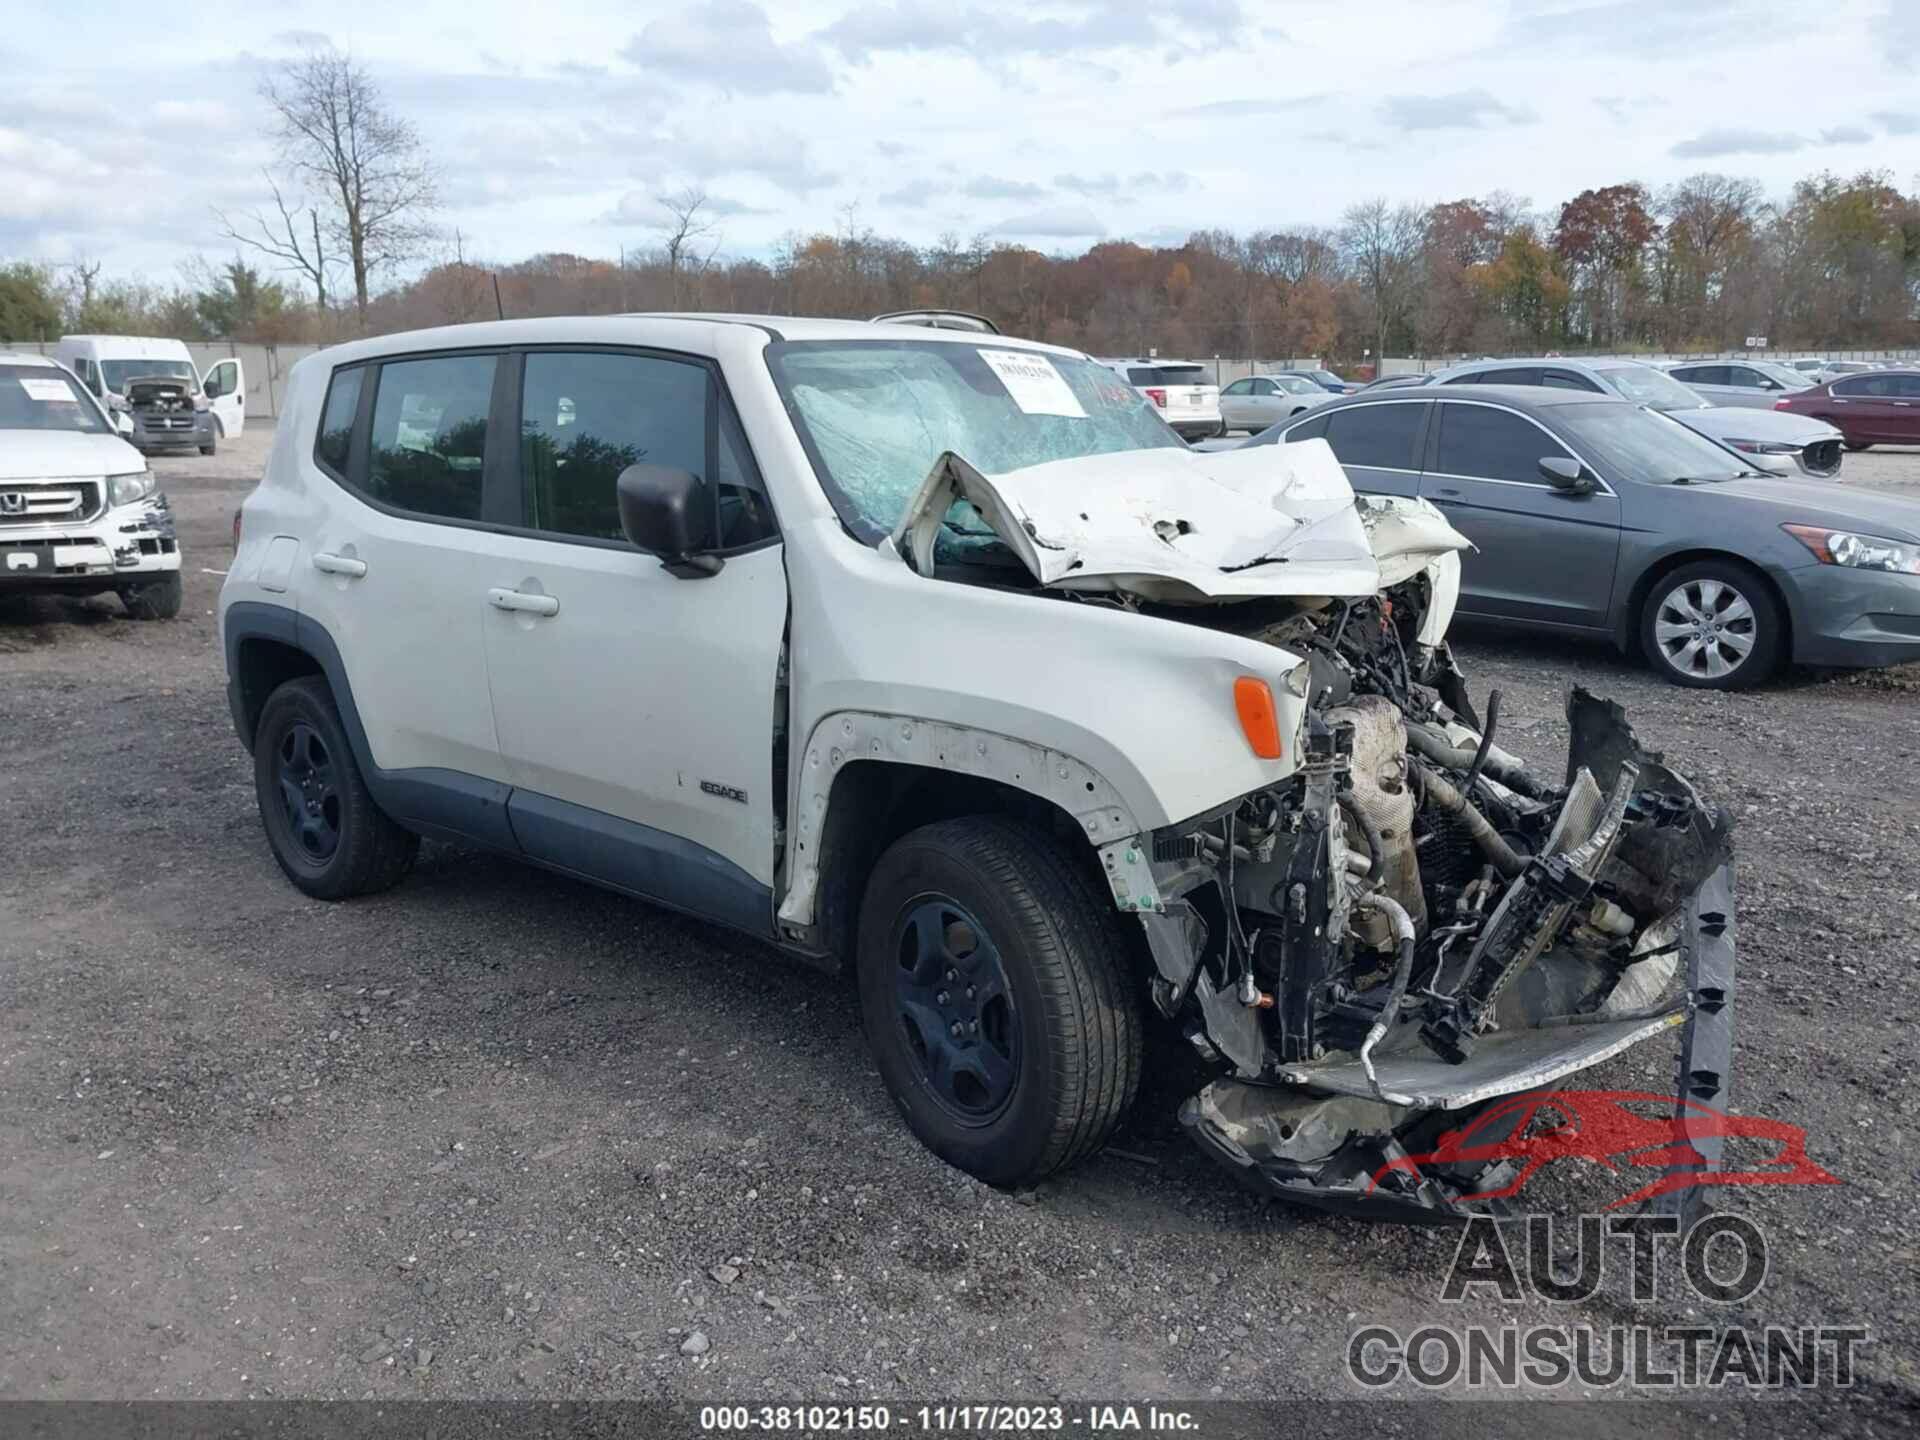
[8,0,1919,285]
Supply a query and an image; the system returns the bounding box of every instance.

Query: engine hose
[1462,688,1502,794]
[1337,794,1386,877]
[1405,721,1546,800]
[1357,893,1417,1101]
[1419,766,1527,879]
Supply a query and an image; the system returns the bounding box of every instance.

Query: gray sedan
[1246,386,1920,687]
[1664,359,1816,408]
[1219,372,1331,433]
[1421,357,1844,479]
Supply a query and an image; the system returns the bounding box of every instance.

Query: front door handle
[312,552,367,578]
[488,587,560,617]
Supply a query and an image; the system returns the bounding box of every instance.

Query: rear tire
[253,676,419,899]
[1640,560,1783,690]
[1844,441,1873,452]
[119,570,182,620]
[856,816,1142,1186]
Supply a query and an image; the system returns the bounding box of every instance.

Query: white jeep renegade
[220,316,1732,1220]
[0,350,183,618]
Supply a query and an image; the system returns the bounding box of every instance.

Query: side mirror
[616,463,721,578]
[1539,456,1594,493]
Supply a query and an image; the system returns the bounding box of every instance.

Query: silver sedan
[1219,373,1333,434]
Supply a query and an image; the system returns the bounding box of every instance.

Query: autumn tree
[1339,199,1426,366]
[1552,184,1655,346]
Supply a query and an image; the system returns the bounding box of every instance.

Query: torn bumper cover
[1167,689,1736,1225]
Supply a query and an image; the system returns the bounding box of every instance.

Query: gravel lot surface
[3,427,1917,1431]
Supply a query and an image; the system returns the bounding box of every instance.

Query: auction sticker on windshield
[19,378,74,402]
[979,349,1086,418]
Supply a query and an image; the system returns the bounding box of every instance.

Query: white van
[53,335,245,454]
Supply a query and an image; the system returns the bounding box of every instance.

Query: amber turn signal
[1233,676,1284,760]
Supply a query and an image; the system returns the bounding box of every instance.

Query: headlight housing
[107,471,155,507]
[1725,439,1800,456]
[1784,523,1920,574]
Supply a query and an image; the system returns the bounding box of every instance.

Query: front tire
[119,570,182,620]
[253,676,418,899]
[1844,441,1873,452]
[1640,561,1783,690]
[856,816,1142,1186]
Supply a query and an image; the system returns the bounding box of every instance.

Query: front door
[202,358,246,437]
[1419,399,1621,629]
[480,348,788,931]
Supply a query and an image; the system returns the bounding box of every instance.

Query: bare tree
[216,171,333,311]
[1339,200,1427,365]
[655,187,718,306]
[254,46,438,322]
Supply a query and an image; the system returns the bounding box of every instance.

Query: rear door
[478,347,788,931]
[1418,399,1621,629]
[203,357,246,437]
[1287,399,1429,498]
[1826,375,1900,441]
[1668,364,1736,404]
[292,353,519,844]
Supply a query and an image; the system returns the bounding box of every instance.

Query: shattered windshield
[767,340,1186,545]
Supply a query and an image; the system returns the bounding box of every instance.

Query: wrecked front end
[890,440,1734,1224]
[1151,604,1734,1224]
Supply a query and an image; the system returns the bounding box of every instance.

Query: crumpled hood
[1671,406,1841,444]
[0,428,145,480]
[889,441,1470,604]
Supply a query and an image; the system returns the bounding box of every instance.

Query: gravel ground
[2,427,1917,1430]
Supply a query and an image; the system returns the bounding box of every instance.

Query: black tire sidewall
[856,826,1076,1184]
[120,571,182,620]
[1640,561,1781,689]
[253,679,377,899]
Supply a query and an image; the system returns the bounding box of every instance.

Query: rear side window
[519,350,775,549]
[1435,403,1573,485]
[1896,375,1920,399]
[1281,412,1329,443]
[1543,370,1601,392]
[1322,403,1424,470]
[314,366,363,480]
[366,355,496,520]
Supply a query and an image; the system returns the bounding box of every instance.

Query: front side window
[1833,376,1891,397]
[767,340,1184,547]
[0,364,108,433]
[314,365,363,479]
[1435,403,1572,484]
[518,350,774,548]
[1894,375,1920,399]
[1322,402,1425,470]
[366,355,495,520]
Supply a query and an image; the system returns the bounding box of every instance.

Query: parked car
[1096,358,1223,440]
[1821,361,1876,380]
[1284,366,1357,394]
[52,334,245,455]
[0,350,183,617]
[1218,372,1331,432]
[1771,369,1920,451]
[217,315,1729,1222]
[1360,373,1433,391]
[1425,356,1843,479]
[1249,385,1920,688]
[1785,357,1834,379]
[1664,359,1814,408]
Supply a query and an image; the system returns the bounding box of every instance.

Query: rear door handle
[312,552,367,578]
[488,587,560,617]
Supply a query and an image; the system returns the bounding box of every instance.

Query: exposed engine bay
[890,441,1736,1223]
[1152,575,1733,1220]
[125,377,197,415]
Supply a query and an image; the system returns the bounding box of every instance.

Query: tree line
[2,45,1915,363]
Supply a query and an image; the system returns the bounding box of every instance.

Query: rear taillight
[1145,387,1167,407]
[1773,399,1790,410]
